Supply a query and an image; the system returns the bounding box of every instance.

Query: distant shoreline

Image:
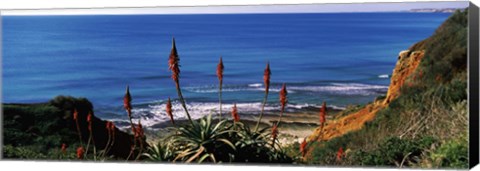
[408,8,463,13]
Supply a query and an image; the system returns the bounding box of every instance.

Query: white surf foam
[288,83,388,95]
[248,83,263,87]
[378,74,390,78]
[121,101,344,129]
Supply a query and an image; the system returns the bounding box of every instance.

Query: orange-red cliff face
[383,50,425,105]
[307,49,425,142]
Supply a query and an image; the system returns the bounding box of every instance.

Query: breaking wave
[378,74,390,78]
[117,101,344,129]
[185,82,387,96]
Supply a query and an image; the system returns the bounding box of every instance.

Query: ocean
[2,12,451,128]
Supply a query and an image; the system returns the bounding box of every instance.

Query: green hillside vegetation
[3,96,145,160]
[305,9,468,169]
[3,97,90,159]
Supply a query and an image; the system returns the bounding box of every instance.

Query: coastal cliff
[383,50,425,105]
[305,9,468,168]
[307,48,426,142]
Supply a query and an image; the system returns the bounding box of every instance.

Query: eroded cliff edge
[308,48,426,142]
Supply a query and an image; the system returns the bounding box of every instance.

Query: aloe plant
[231,123,277,162]
[142,141,175,162]
[170,114,236,163]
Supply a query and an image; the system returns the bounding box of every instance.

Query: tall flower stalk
[231,103,240,123]
[271,123,278,147]
[300,138,307,158]
[217,57,224,120]
[317,101,327,141]
[108,122,116,153]
[61,143,67,155]
[336,147,344,162]
[169,37,193,124]
[102,121,114,158]
[124,85,137,160]
[135,120,145,161]
[85,111,96,159]
[271,83,287,147]
[166,98,175,125]
[73,108,83,147]
[124,85,133,124]
[319,101,327,128]
[276,83,288,126]
[103,121,111,157]
[254,62,271,132]
[77,146,85,160]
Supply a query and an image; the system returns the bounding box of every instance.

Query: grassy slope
[303,9,468,169]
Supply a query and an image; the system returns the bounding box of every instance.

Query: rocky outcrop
[383,50,425,105]
[3,96,148,159]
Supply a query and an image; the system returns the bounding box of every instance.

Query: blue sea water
[2,13,451,127]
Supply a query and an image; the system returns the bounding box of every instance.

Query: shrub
[352,136,437,167]
[232,122,292,163]
[428,137,468,168]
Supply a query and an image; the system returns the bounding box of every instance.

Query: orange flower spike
[166,38,193,124]
[231,103,240,122]
[61,143,67,154]
[300,138,307,157]
[87,112,93,131]
[137,121,144,138]
[168,38,181,84]
[217,57,224,82]
[73,108,78,121]
[336,147,344,161]
[76,146,85,159]
[271,124,279,144]
[124,86,132,117]
[320,102,327,125]
[279,83,288,112]
[166,98,174,124]
[106,121,113,137]
[133,121,144,139]
[131,124,137,136]
[110,122,116,137]
[106,121,111,131]
[264,62,271,92]
[87,112,92,122]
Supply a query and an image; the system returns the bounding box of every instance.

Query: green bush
[352,136,437,167]
[429,138,468,168]
[417,9,467,85]
[3,145,48,159]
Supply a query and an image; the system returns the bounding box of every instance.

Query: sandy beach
[143,108,341,146]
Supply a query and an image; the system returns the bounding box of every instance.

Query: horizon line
[1,2,469,16]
